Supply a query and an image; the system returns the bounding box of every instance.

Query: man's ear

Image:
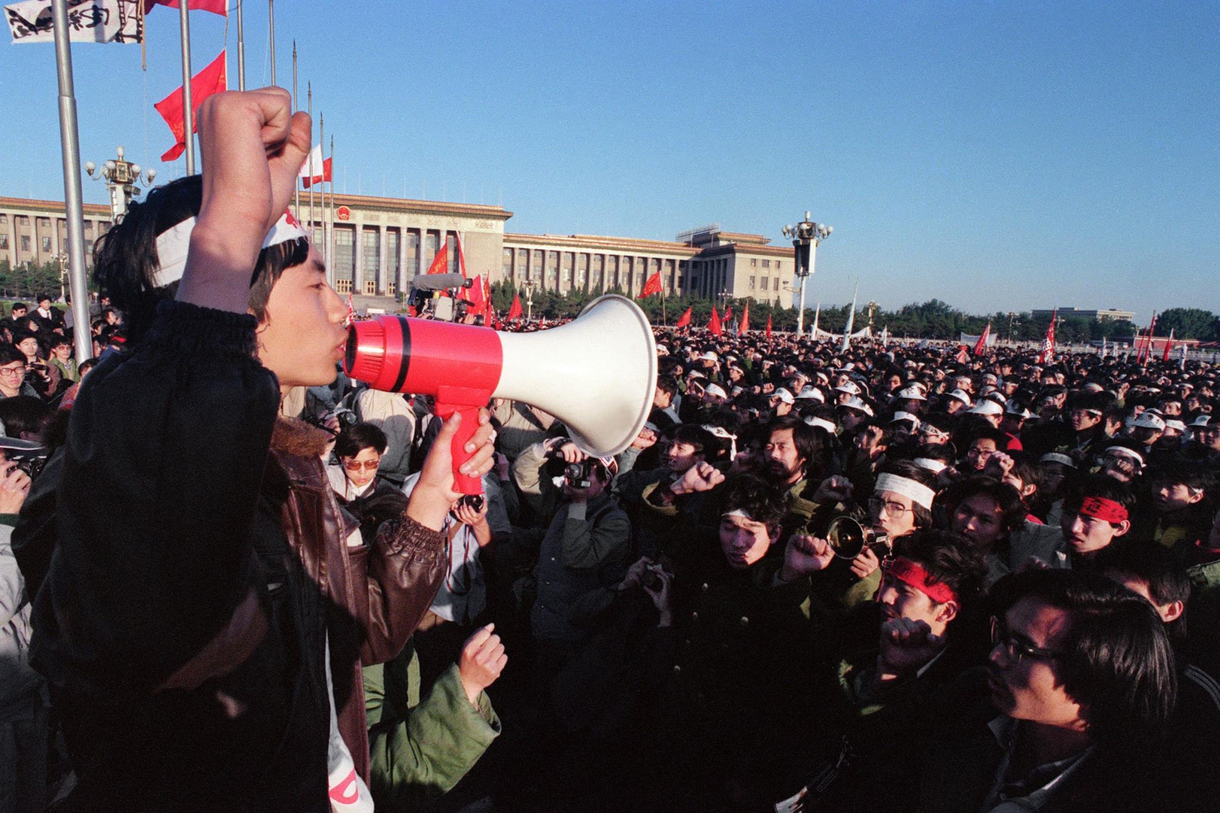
[936,600,960,626]
[1159,600,1185,624]
[1113,519,1131,538]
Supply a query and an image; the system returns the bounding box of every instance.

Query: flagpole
[50,0,91,364]
[308,84,315,233]
[812,302,820,342]
[328,135,335,288]
[660,280,667,326]
[841,280,858,353]
[235,0,246,90]
[268,0,276,85]
[178,0,196,175]
[318,113,324,260]
[292,42,298,215]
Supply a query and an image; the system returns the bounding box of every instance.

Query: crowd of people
[1,90,1217,812]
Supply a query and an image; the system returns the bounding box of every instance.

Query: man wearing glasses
[0,346,38,401]
[921,569,1178,812]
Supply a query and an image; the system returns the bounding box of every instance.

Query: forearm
[358,516,449,664]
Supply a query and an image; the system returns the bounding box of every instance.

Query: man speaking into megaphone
[20,88,499,811]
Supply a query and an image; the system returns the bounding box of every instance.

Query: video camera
[407,273,476,323]
[0,437,48,481]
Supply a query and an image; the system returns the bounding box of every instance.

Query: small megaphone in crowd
[825,516,891,560]
[345,295,657,495]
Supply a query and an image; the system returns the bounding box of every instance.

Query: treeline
[0,259,69,301]
[487,283,1220,343]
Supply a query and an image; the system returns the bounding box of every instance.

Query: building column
[378,225,387,294]
[353,223,363,295]
[398,227,407,297]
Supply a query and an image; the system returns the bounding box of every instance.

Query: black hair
[1062,475,1136,529]
[9,303,26,314]
[990,568,1177,743]
[36,293,52,304]
[0,396,52,440]
[656,375,678,397]
[0,344,25,368]
[671,424,716,457]
[333,422,389,459]
[1148,459,1213,494]
[720,473,787,535]
[92,174,310,344]
[891,529,989,613]
[913,443,955,465]
[1095,542,1192,639]
[767,414,832,482]
[944,475,1029,537]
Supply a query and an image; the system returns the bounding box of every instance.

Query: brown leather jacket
[268,416,447,780]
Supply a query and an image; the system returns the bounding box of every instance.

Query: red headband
[883,557,957,605]
[1079,496,1128,524]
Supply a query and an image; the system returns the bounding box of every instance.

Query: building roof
[329,193,512,221]
[0,196,111,217]
[504,232,700,256]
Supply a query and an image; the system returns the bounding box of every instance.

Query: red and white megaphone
[344,294,657,494]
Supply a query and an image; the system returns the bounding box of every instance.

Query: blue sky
[2,0,1217,319]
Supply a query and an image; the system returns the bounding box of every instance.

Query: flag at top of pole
[973,322,991,356]
[1038,310,1057,365]
[737,300,750,336]
[707,307,722,336]
[674,306,692,329]
[154,49,226,161]
[638,272,662,299]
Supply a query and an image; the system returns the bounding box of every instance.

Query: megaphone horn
[345,295,657,496]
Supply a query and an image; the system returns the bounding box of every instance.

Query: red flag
[638,272,662,299]
[674,306,691,329]
[738,300,750,336]
[1137,312,1157,364]
[708,307,722,336]
[301,157,332,189]
[973,322,991,357]
[1037,310,1057,365]
[481,275,493,323]
[1162,328,1175,362]
[507,293,523,321]
[346,291,355,322]
[426,244,448,275]
[145,0,228,16]
[765,314,773,339]
[723,306,732,322]
[456,234,469,279]
[154,50,227,161]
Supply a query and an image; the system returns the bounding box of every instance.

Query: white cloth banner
[960,331,997,347]
[6,0,142,44]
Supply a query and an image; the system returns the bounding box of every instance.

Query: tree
[1155,308,1215,340]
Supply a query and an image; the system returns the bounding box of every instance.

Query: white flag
[6,0,142,44]
[299,144,324,179]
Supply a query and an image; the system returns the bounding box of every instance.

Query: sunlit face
[1154,481,1203,514]
[764,428,806,484]
[876,558,956,638]
[964,438,998,472]
[340,447,382,489]
[52,343,71,360]
[254,248,349,390]
[951,493,1006,550]
[1070,409,1102,433]
[868,489,918,539]
[666,441,703,474]
[15,338,38,361]
[1060,505,1128,556]
[718,512,775,570]
[988,598,1083,730]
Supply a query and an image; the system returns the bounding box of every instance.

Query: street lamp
[523,279,537,321]
[781,212,832,337]
[85,145,156,223]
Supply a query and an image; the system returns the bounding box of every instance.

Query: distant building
[0,195,795,308]
[1031,307,1135,323]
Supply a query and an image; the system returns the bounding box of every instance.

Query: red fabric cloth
[145,0,227,16]
[154,50,227,161]
[674,306,691,329]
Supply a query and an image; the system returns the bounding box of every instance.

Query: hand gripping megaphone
[344,294,657,495]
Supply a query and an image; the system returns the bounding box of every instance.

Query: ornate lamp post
[523,279,537,321]
[781,212,832,337]
[85,145,156,223]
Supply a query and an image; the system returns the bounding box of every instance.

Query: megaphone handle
[435,402,484,496]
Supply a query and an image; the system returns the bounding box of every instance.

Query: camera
[563,459,596,489]
[0,439,48,482]
[330,407,358,430]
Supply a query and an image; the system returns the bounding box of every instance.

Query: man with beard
[760,414,833,533]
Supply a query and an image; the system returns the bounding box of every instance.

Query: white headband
[722,509,754,521]
[702,425,738,460]
[804,417,837,434]
[1039,453,1076,468]
[912,457,948,474]
[874,473,936,511]
[151,211,310,289]
[1106,446,1145,467]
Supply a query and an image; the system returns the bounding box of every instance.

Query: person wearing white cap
[769,387,795,417]
[965,398,1004,429]
[894,386,927,415]
[944,389,972,416]
[834,379,862,405]
[1130,410,1167,454]
[795,385,824,403]
[1186,414,1220,460]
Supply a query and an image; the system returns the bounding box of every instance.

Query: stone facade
[0,194,796,308]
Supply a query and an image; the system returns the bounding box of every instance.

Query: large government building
[0,193,797,310]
